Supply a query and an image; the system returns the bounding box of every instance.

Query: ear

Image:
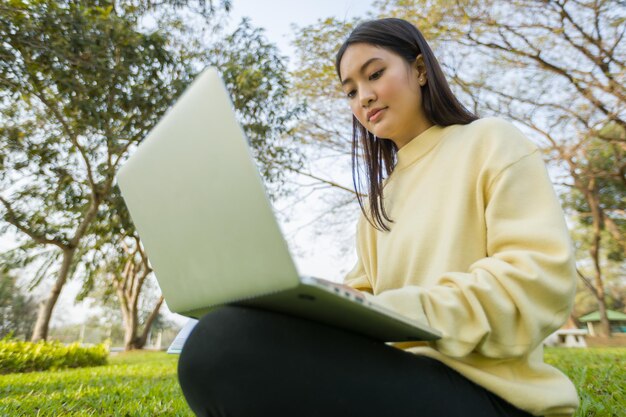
[414,54,427,83]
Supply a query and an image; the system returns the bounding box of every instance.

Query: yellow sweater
[344,117,578,417]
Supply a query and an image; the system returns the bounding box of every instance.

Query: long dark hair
[335,18,479,232]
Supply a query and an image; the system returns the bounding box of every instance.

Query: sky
[0,0,377,327]
[226,0,374,63]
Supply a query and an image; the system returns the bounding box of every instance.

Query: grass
[0,351,192,417]
[544,347,625,416]
[0,348,623,416]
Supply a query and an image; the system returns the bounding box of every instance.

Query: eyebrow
[341,57,383,86]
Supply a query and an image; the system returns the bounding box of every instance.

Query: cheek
[380,70,416,103]
[379,77,405,101]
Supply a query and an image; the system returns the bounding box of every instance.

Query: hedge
[0,337,108,374]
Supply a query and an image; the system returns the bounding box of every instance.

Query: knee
[181,305,279,353]
[179,306,249,361]
[177,306,277,381]
[185,305,254,345]
[177,306,301,415]
[176,307,256,411]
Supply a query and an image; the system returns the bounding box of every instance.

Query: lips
[367,107,387,122]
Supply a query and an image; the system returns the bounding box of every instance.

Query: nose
[359,86,376,107]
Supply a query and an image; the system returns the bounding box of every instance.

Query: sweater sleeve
[364,150,577,359]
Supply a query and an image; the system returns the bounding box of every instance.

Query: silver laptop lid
[116,67,301,314]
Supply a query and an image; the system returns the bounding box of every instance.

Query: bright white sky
[227,0,374,62]
[0,0,376,326]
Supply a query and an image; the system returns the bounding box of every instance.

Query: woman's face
[339,43,430,148]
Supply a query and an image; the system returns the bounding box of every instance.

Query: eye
[369,69,384,80]
[346,89,356,99]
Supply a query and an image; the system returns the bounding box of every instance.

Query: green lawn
[0,351,192,417]
[0,348,623,416]
[544,347,625,416]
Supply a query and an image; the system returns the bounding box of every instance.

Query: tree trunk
[121,295,164,350]
[587,180,612,337]
[136,295,165,349]
[116,259,162,350]
[590,248,611,336]
[30,247,76,342]
[28,194,101,342]
[117,282,138,351]
[123,309,139,351]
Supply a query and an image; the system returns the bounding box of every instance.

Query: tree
[570,222,626,320]
[68,16,304,350]
[0,270,38,340]
[1,1,304,342]
[74,185,163,351]
[96,236,164,351]
[0,0,222,341]
[560,124,625,334]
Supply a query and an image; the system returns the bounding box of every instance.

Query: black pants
[177,305,535,417]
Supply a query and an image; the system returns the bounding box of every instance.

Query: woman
[177,18,578,417]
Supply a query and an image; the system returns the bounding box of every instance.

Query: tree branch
[283,165,361,196]
[576,267,599,298]
[15,50,99,190]
[138,295,165,346]
[0,196,64,247]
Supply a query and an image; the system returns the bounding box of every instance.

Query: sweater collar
[395,124,446,170]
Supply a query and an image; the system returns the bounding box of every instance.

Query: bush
[0,337,108,374]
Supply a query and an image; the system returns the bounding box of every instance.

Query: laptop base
[184,282,440,342]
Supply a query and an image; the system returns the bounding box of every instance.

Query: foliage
[0,337,108,374]
[560,124,626,261]
[0,0,303,341]
[561,122,626,319]
[0,270,37,340]
[211,17,305,198]
[0,0,203,340]
[0,0,195,225]
[116,0,232,18]
[290,17,357,151]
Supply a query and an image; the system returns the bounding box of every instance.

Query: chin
[369,127,392,140]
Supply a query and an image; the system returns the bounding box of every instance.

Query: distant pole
[79,323,86,343]
[587,322,595,337]
[156,331,162,350]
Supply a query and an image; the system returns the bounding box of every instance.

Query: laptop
[116,67,441,343]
